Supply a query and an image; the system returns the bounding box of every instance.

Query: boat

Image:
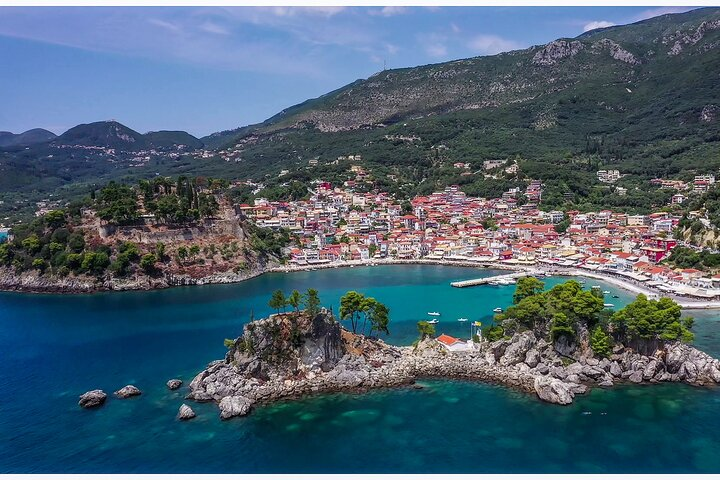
[612,295,619,298]
[603,291,610,295]
[428,312,441,316]
[493,307,503,313]
[427,319,439,324]
[457,318,468,322]
[489,281,499,286]
[604,303,615,308]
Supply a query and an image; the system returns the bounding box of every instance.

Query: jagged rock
[524,348,541,368]
[599,358,610,371]
[609,361,623,377]
[78,390,107,408]
[593,38,640,64]
[598,376,614,387]
[643,360,659,380]
[177,404,196,420]
[114,385,142,399]
[218,395,253,419]
[554,336,575,357]
[500,332,536,366]
[629,371,644,383]
[535,363,550,375]
[586,357,599,367]
[533,40,584,66]
[534,376,574,405]
[679,361,698,382]
[700,105,718,123]
[167,379,183,390]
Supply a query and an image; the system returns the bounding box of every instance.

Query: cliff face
[188,310,720,419]
[226,310,346,380]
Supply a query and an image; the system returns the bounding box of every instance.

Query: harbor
[450,271,539,288]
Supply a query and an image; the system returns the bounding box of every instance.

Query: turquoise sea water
[2,264,720,473]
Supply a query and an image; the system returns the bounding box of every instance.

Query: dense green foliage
[664,246,720,270]
[339,290,390,336]
[493,280,694,354]
[589,325,613,358]
[610,294,694,343]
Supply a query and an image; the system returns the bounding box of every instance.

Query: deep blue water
[1,265,720,473]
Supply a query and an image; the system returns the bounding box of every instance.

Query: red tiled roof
[437,334,461,346]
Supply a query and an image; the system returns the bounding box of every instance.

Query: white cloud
[426,43,448,57]
[450,23,461,34]
[369,6,408,17]
[467,34,521,55]
[199,21,229,35]
[583,20,615,32]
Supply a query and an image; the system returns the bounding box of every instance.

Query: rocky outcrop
[700,105,718,123]
[188,311,720,418]
[532,40,584,66]
[177,404,196,420]
[167,379,183,390]
[218,396,252,419]
[78,390,107,408]
[114,385,142,398]
[592,39,640,65]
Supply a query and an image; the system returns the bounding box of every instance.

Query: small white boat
[493,307,503,313]
[604,303,615,308]
[428,312,440,316]
[489,281,499,286]
[427,319,439,324]
[457,318,468,322]
[603,291,610,295]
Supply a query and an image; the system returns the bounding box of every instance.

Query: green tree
[611,294,693,343]
[287,289,302,312]
[32,258,46,271]
[589,325,613,358]
[22,234,41,254]
[67,232,85,253]
[550,312,575,341]
[44,210,66,229]
[417,320,436,340]
[340,290,365,334]
[513,276,545,304]
[0,243,10,265]
[366,298,390,336]
[139,253,157,274]
[268,289,287,314]
[303,288,321,317]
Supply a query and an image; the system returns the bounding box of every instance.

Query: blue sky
[0,6,698,138]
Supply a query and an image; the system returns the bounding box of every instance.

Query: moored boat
[428,312,440,316]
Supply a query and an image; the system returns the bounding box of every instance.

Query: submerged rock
[114,385,142,398]
[79,390,107,408]
[218,395,253,419]
[177,404,196,421]
[167,379,183,390]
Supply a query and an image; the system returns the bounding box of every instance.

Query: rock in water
[218,395,253,419]
[534,376,574,405]
[177,404,196,421]
[167,379,183,390]
[114,385,142,398]
[78,390,107,408]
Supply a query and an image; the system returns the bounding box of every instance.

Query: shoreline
[2,258,720,309]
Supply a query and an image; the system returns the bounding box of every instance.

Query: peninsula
[187,281,720,419]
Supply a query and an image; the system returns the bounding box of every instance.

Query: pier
[450,271,536,288]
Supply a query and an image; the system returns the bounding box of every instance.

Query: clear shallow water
[1,265,720,473]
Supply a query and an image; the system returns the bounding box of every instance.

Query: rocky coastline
[186,310,720,419]
[0,263,271,294]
